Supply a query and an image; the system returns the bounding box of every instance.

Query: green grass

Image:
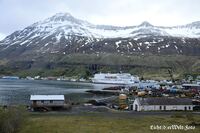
[1,53,200,79]
[19,113,200,133]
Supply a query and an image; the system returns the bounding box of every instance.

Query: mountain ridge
[1,12,200,41]
[0,13,200,78]
[0,12,200,60]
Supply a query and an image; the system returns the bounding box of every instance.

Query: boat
[1,76,19,80]
[92,73,139,85]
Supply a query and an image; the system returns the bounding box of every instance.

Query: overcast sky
[0,0,200,40]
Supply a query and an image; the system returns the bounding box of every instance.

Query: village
[28,74,200,113]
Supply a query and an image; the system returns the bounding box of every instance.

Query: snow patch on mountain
[1,12,200,50]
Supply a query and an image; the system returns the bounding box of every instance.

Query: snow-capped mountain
[0,12,200,59]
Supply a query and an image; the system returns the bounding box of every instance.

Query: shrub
[171,113,185,118]
[186,113,194,122]
[0,106,27,133]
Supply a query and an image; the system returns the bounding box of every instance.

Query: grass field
[19,113,200,133]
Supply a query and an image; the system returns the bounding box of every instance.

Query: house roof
[30,95,65,101]
[182,84,200,87]
[137,97,193,105]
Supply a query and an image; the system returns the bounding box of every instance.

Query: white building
[133,97,194,111]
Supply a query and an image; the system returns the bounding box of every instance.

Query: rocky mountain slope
[0,13,200,59]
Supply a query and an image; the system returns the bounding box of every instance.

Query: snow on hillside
[163,27,200,38]
[1,12,200,47]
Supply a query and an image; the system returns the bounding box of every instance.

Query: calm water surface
[0,79,115,105]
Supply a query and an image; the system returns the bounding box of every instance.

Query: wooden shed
[30,95,65,111]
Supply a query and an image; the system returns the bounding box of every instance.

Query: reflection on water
[0,79,115,105]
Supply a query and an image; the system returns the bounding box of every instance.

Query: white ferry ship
[92,73,139,85]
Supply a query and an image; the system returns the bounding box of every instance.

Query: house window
[160,106,162,110]
[33,100,37,105]
[189,106,191,110]
[164,106,166,110]
[184,106,187,111]
[50,100,53,103]
[173,106,177,110]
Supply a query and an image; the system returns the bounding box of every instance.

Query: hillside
[0,13,200,78]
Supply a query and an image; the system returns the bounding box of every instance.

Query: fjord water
[0,79,114,105]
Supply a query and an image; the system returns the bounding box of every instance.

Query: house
[30,95,65,111]
[182,83,200,90]
[133,97,194,111]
